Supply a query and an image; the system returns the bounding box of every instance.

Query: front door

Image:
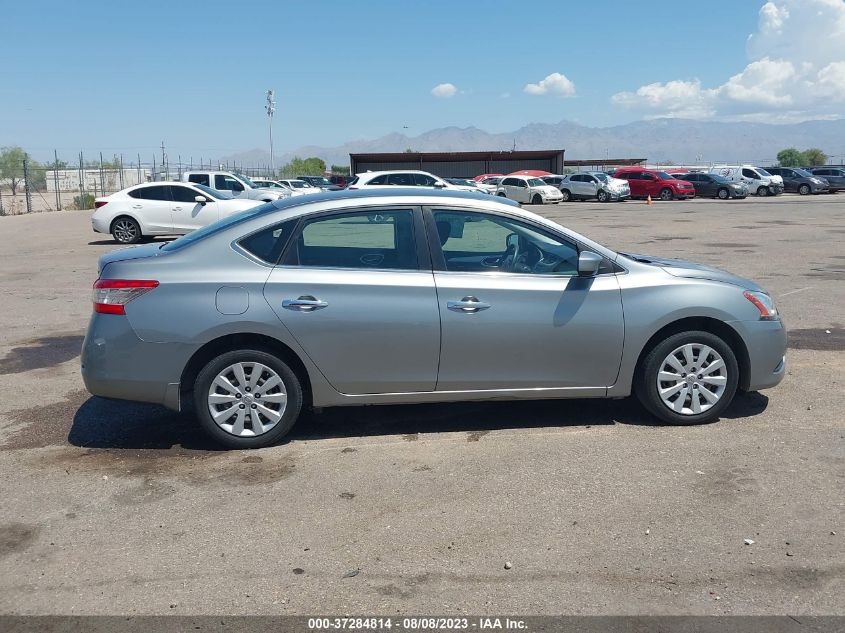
[168,184,219,232]
[428,209,624,391]
[263,207,440,394]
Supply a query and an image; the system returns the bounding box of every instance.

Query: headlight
[743,290,779,321]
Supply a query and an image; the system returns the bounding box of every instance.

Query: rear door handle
[447,296,490,313]
[282,295,328,311]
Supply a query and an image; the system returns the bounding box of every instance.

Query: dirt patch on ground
[0,523,38,557]
[705,243,754,249]
[0,334,84,375]
[2,389,89,450]
[788,328,845,351]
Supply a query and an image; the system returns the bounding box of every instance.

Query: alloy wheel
[207,362,288,437]
[112,219,139,243]
[656,343,727,415]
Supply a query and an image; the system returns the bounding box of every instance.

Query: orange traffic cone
[646,195,653,205]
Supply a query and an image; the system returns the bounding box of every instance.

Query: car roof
[356,170,437,177]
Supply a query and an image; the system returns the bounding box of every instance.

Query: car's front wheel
[798,184,811,195]
[757,186,768,197]
[531,194,542,205]
[635,331,739,425]
[717,187,729,200]
[111,216,142,244]
[659,188,673,201]
[597,190,609,202]
[560,189,571,201]
[194,349,303,449]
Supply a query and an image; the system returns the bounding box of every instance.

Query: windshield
[312,177,332,186]
[193,183,228,200]
[527,178,545,186]
[592,173,609,182]
[795,169,814,177]
[711,174,730,184]
[450,178,473,186]
[756,168,772,177]
[234,173,258,188]
[289,181,308,188]
[161,204,274,252]
[656,171,675,180]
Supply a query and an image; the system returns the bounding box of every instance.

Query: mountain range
[220,118,845,169]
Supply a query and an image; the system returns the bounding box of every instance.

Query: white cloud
[524,72,576,97]
[611,0,845,122]
[431,83,457,98]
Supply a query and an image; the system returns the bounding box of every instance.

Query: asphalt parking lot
[0,195,842,615]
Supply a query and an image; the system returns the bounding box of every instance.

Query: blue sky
[2,0,841,162]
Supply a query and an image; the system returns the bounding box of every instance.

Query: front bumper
[732,318,787,391]
[81,313,192,411]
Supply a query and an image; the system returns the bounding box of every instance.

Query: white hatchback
[92,182,260,244]
[496,176,563,204]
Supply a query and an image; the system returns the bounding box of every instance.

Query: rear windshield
[161,204,275,252]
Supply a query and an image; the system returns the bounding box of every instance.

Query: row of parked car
[91,163,845,243]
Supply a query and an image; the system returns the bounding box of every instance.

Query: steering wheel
[500,233,521,272]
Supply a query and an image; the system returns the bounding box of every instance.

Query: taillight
[94,200,109,208]
[93,279,159,315]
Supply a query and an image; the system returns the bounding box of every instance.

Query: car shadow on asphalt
[66,391,770,451]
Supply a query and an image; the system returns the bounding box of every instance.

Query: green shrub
[70,193,95,210]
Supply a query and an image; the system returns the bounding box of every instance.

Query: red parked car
[613,168,696,200]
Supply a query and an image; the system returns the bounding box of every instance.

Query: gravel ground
[0,194,842,615]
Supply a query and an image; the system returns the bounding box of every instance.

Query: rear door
[126,184,174,233]
[263,207,440,394]
[623,172,643,197]
[168,184,219,232]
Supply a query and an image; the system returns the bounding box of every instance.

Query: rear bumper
[81,313,191,411]
[91,216,109,234]
[732,319,787,391]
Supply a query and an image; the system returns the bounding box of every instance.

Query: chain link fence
[0,151,280,216]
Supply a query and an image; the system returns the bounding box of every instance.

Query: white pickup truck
[181,171,290,202]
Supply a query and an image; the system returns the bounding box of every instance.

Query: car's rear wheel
[756,186,768,197]
[717,187,729,200]
[194,349,303,449]
[560,189,571,202]
[597,190,609,202]
[659,188,673,201]
[798,184,811,195]
[497,192,507,198]
[111,216,142,244]
[531,194,542,205]
[635,331,738,425]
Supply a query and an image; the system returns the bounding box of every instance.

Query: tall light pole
[265,89,276,174]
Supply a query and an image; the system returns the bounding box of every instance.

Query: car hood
[98,242,168,275]
[621,253,763,291]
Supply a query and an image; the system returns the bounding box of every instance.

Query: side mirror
[577,251,603,277]
[433,182,447,189]
[194,195,207,205]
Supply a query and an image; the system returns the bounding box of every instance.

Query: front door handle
[447,296,490,313]
[282,295,328,311]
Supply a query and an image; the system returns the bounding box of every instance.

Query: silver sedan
[82,190,786,448]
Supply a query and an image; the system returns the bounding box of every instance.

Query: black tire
[634,330,739,425]
[717,187,729,200]
[531,194,542,205]
[560,189,571,202]
[798,184,810,195]
[110,216,142,244]
[193,349,303,449]
[659,188,673,201]
[756,186,768,197]
[597,190,609,202]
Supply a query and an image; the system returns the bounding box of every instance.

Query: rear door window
[187,174,210,186]
[128,185,171,200]
[283,210,418,270]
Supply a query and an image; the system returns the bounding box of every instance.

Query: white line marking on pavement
[780,286,814,297]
